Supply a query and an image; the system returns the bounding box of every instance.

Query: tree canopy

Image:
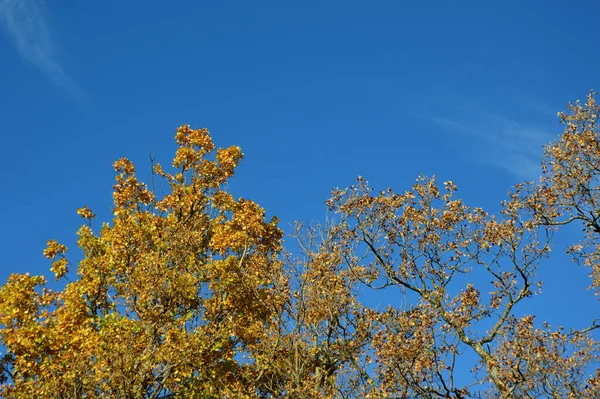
[1,94,599,398]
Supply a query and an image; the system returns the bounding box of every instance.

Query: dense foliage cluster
[0,94,599,398]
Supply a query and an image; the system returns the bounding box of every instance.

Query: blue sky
[1,0,599,341]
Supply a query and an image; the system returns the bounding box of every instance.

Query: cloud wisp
[424,108,555,181]
[0,0,83,98]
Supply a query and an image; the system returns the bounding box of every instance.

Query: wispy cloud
[423,107,555,180]
[0,0,83,98]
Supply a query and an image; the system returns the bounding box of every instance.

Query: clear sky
[1,0,599,339]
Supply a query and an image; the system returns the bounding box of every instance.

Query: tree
[325,176,598,398]
[531,91,600,294]
[251,221,375,398]
[0,125,284,398]
[1,94,600,398]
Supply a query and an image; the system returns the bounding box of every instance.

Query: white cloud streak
[425,109,555,181]
[0,0,83,98]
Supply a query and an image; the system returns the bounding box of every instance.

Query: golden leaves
[216,146,243,177]
[327,169,559,396]
[211,198,281,254]
[175,125,215,152]
[2,98,600,398]
[49,258,69,280]
[43,240,71,280]
[76,205,96,220]
[0,125,286,398]
[534,90,600,294]
[173,125,216,170]
[112,157,135,175]
[42,239,67,260]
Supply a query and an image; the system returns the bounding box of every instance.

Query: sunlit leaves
[1,92,600,398]
[534,90,600,294]
[0,126,283,398]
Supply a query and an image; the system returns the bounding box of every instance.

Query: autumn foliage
[1,94,599,398]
